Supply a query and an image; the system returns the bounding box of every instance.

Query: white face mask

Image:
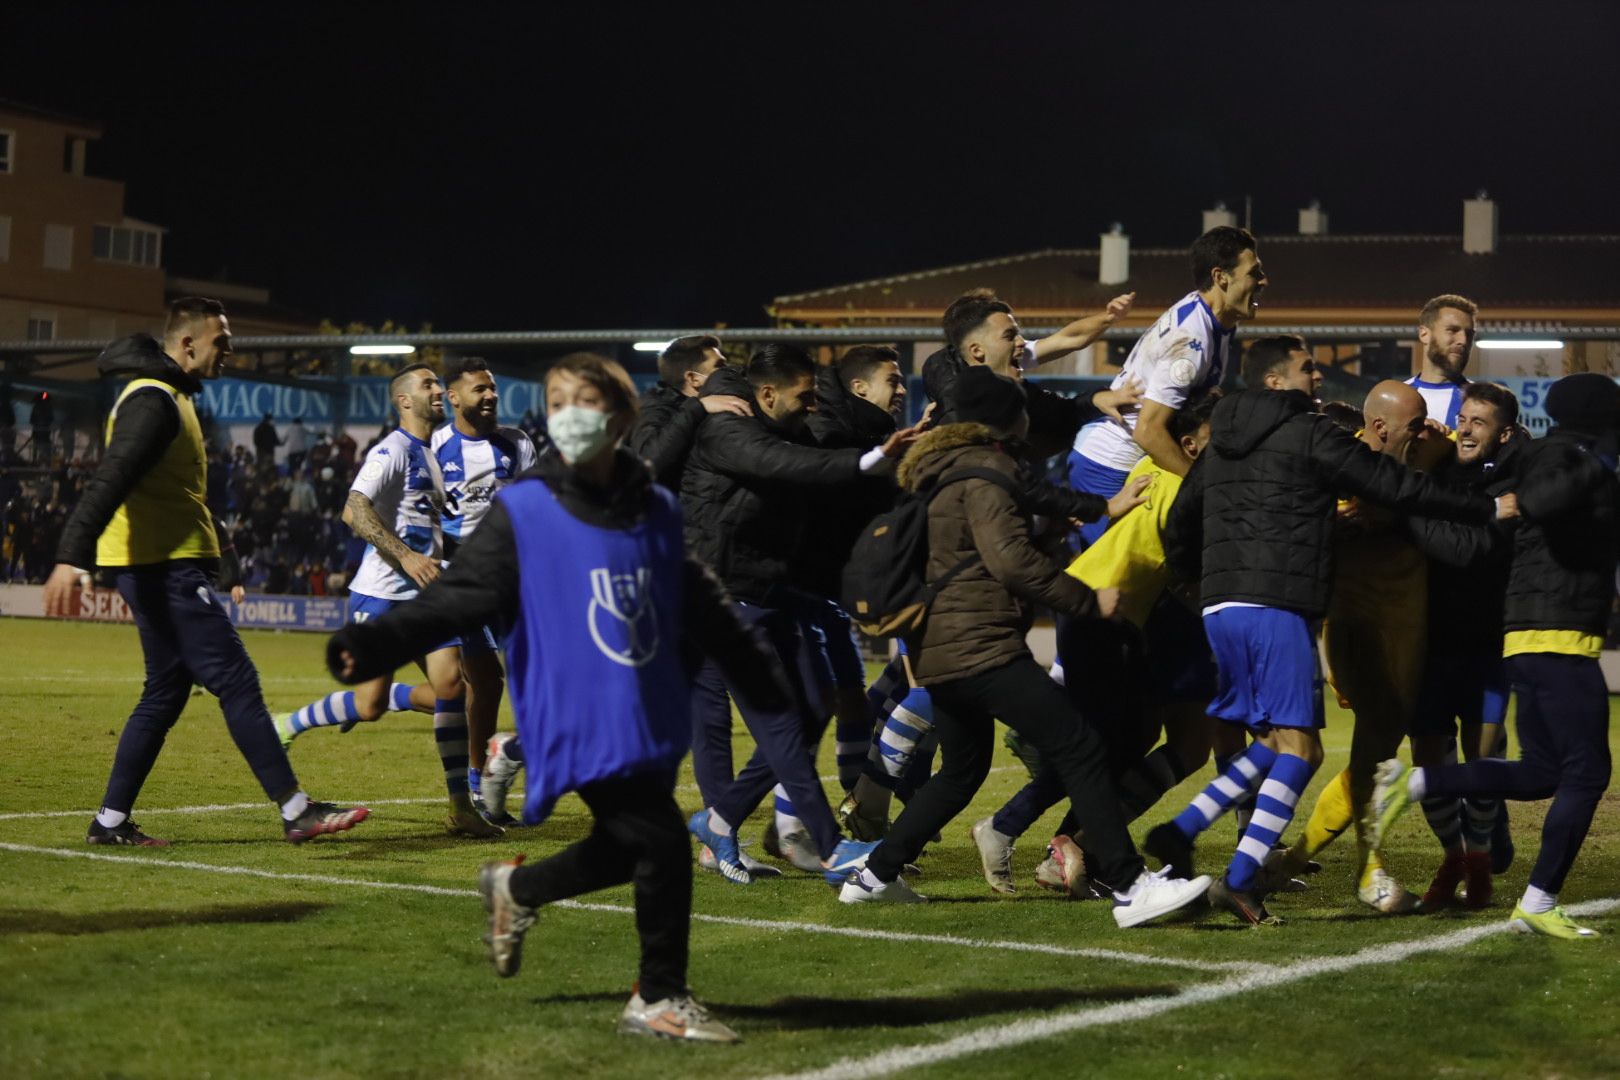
[548,405,615,465]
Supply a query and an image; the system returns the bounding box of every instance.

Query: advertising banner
[0,585,344,633]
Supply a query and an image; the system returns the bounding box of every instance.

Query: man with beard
[276,364,501,838]
[1405,295,1479,428]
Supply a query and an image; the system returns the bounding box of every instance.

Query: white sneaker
[698,844,783,878]
[618,991,740,1042]
[482,734,522,821]
[1358,866,1420,914]
[1111,866,1212,928]
[1033,854,1067,892]
[839,870,927,904]
[970,817,1017,895]
[773,828,827,873]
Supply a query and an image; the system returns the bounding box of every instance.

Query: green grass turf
[2,618,1618,1079]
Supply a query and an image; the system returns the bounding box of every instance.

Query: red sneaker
[1461,850,1494,909]
[1421,851,1467,909]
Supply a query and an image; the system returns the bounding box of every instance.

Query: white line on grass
[0,841,1263,975]
[753,896,1620,1080]
[1,765,1020,820]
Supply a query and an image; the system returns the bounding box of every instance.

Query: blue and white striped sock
[835,713,873,793]
[773,784,804,839]
[432,697,470,796]
[389,682,416,712]
[1172,742,1278,841]
[1226,753,1316,892]
[870,688,934,785]
[289,691,360,734]
[467,766,482,796]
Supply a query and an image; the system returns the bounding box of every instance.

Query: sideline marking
[0,841,1263,975]
[754,896,1620,1080]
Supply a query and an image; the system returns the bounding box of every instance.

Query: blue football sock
[433,697,470,797]
[390,682,416,712]
[290,691,359,734]
[1226,752,1316,892]
[1172,741,1278,841]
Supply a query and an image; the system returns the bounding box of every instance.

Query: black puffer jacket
[921,346,1106,522]
[629,380,707,490]
[1404,439,1520,658]
[1188,388,1492,617]
[679,364,864,604]
[1501,426,1620,637]
[801,365,901,598]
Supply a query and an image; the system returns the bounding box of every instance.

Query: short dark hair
[1191,226,1257,290]
[942,289,1013,352]
[837,345,900,391]
[1419,294,1479,329]
[747,343,816,390]
[164,296,227,339]
[546,352,639,421]
[1169,389,1222,442]
[1462,380,1519,427]
[389,362,438,400]
[1241,334,1309,388]
[1321,400,1365,433]
[658,334,723,386]
[448,357,493,385]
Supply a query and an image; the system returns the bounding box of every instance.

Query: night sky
[8,2,1620,331]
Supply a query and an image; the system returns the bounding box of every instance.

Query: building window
[26,314,56,342]
[0,215,10,262]
[92,223,162,268]
[0,130,12,173]
[43,224,73,270]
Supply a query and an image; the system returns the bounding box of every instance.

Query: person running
[42,297,368,845]
[1368,372,1619,940]
[327,352,788,1040]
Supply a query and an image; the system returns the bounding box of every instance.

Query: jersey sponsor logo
[444,461,462,474]
[376,447,389,456]
[587,566,660,667]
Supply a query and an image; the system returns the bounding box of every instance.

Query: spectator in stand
[253,412,282,467]
[309,562,328,596]
[308,433,332,478]
[30,391,55,464]
[267,558,290,594]
[332,428,358,475]
[285,417,311,475]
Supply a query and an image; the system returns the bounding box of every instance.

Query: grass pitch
[2,618,1618,1079]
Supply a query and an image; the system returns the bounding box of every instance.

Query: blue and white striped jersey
[347,429,445,601]
[1405,376,1466,428]
[1074,291,1234,472]
[432,424,539,546]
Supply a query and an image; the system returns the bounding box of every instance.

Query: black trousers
[508,771,691,1003]
[1426,653,1612,894]
[102,563,297,813]
[867,654,1146,890]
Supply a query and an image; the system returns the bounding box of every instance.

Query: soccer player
[433,359,539,823]
[43,298,368,845]
[1369,372,1618,940]
[1069,226,1266,541]
[277,363,500,838]
[329,353,788,1040]
[1405,294,1479,427]
[1142,350,1506,926]
[1403,382,1520,908]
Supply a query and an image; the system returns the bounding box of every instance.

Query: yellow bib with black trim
[96,377,219,567]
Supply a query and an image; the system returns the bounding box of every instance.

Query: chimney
[1202,202,1237,233]
[1463,190,1497,254]
[1099,223,1130,285]
[1298,199,1329,236]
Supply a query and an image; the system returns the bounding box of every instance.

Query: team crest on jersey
[587,567,659,667]
[1169,358,1198,388]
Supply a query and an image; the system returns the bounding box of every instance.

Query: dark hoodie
[1170,388,1491,618]
[629,379,708,490]
[800,365,903,597]
[328,445,792,712]
[55,335,218,572]
[679,364,865,603]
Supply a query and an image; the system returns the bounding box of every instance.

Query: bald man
[1272,381,1442,912]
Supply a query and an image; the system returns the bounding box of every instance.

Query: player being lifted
[432,359,540,825]
[1069,226,1266,542]
[276,363,502,838]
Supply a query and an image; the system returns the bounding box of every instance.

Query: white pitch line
[0,841,1260,975]
[755,896,1620,1080]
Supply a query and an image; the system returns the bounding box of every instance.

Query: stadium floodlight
[348,344,417,355]
[1476,339,1564,350]
[632,341,668,352]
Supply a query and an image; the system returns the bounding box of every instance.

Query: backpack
[841,465,1022,637]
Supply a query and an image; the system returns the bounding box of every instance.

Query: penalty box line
[0,840,1263,976]
[756,895,1620,1080]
